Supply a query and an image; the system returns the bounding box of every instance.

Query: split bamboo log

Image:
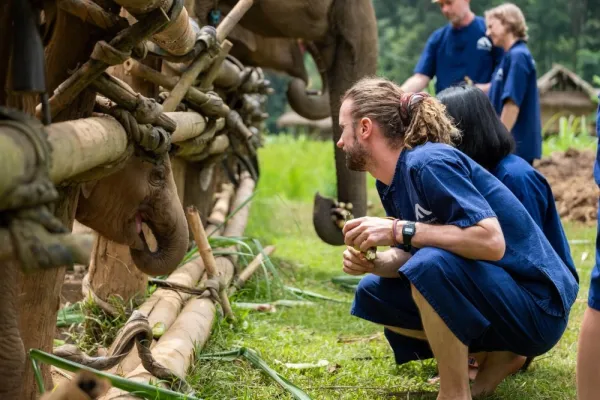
[102,173,254,398]
[0,109,217,198]
[104,183,235,377]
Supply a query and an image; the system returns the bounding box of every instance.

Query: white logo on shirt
[415,204,433,221]
[495,68,504,81]
[477,36,492,51]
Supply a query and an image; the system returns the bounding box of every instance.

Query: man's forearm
[400,74,431,93]
[409,219,505,261]
[373,248,412,278]
[501,100,519,131]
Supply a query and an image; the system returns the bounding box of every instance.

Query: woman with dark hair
[437,84,576,276]
[436,84,578,380]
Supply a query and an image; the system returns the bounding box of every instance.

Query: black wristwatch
[402,222,416,252]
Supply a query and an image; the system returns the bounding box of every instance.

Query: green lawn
[189,134,595,399]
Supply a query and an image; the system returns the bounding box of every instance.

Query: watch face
[404,226,415,235]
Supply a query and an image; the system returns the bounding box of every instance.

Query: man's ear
[360,117,373,139]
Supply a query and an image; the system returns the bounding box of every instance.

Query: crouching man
[338,77,579,399]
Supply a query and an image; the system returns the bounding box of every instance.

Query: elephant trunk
[312,1,378,246]
[286,41,331,121]
[130,179,189,276]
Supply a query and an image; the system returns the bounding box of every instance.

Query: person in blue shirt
[438,84,577,276]
[400,0,503,95]
[337,76,578,399]
[577,96,600,400]
[485,3,541,165]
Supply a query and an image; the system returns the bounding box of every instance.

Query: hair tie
[399,92,430,123]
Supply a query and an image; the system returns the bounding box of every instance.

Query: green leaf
[197,347,313,400]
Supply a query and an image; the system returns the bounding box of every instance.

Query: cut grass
[188,134,594,399]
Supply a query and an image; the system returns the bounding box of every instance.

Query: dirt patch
[535,148,599,225]
[60,265,86,307]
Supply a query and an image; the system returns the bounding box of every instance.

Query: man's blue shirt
[414,16,503,93]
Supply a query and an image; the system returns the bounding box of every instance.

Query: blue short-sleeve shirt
[492,154,578,283]
[488,41,542,162]
[414,16,503,93]
[376,143,578,318]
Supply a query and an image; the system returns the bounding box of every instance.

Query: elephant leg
[312,0,378,246]
[0,260,25,399]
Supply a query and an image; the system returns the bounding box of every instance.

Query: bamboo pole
[0,109,219,198]
[161,0,255,112]
[186,206,235,320]
[124,59,254,141]
[101,174,255,398]
[198,40,233,91]
[36,7,170,120]
[57,0,129,32]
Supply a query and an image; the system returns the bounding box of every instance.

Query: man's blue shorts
[589,198,600,311]
[351,247,569,365]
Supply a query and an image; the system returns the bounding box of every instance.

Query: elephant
[75,153,189,277]
[192,0,379,245]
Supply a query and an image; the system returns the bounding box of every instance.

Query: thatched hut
[537,64,599,134]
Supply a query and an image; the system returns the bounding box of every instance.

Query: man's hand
[342,246,375,276]
[342,217,398,251]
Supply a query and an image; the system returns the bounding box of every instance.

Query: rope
[109,107,171,155]
[53,310,195,394]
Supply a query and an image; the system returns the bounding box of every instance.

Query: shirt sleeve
[412,157,497,228]
[501,51,531,107]
[413,32,438,78]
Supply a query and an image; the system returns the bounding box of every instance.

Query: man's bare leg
[411,284,471,400]
[577,307,600,400]
[471,351,526,397]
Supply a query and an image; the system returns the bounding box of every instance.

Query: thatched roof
[276,111,332,131]
[537,64,600,107]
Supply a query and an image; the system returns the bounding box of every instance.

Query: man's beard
[345,141,370,171]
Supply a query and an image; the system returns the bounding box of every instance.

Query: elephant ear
[80,181,98,199]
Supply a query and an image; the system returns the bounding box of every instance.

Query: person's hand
[342,217,398,251]
[342,246,375,276]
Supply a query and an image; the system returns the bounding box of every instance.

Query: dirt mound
[535,148,599,225]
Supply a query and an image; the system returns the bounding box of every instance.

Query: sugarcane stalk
[186,206,235,320]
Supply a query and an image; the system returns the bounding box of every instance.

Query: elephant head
[75,154,189,276]
[194,0,378,245]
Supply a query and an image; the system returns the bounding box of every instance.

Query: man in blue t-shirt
[577,96,600,400]
[337,77,578,398]
[400,0,503,94]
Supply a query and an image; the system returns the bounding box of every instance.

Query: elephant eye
[149,168,165,186]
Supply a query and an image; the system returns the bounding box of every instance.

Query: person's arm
[342,246,411,278]
[401,74,431,93]
[500,99,519,131]
[499,51,531,131]
[401,31,438,93]
[404,218,505,261]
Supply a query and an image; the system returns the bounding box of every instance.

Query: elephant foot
[312,192,354,246]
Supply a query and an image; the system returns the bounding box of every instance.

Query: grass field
[187,134,596,399]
